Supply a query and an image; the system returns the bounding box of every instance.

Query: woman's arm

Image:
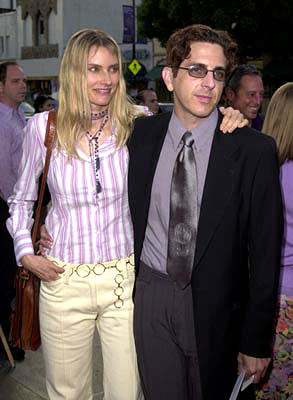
[6,114,45,263]
[6,114,64,280]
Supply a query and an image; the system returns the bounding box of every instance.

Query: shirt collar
[168,108,218,151]
[168,111,187,151]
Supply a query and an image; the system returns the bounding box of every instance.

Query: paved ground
[0,334,104,399]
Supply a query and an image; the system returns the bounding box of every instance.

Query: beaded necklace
[91,108,108,120]
[86,114,109,194]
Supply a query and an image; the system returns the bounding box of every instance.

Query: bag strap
[31,110,57,247]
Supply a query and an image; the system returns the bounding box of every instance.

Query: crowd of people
[0,21,292,400]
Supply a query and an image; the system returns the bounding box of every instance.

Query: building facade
[0,0,153,98]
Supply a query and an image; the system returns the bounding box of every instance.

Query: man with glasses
[128,24,283,400]
[225,64,264,130]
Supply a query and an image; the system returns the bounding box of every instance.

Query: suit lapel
[194,125,239,267]
[128,112,171,263]
[146,116,170,187]
[140,112,172,199]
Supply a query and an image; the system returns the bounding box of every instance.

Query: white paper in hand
[229,370,246,400]
[241,374,255,391]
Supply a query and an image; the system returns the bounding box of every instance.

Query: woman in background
[256,82,293,399]
[34,95,55,113]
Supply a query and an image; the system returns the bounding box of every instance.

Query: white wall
[48,8,58,45]
[54,0,63,52]
[61,0,153,69]
[16,3,23,57]
[19,57,60,78]
[62,0,143,44]
[0,11,16,59]
[23,13,32,46]
[18,0,63,78]
[0,0,13,9]
[5,0,152,78]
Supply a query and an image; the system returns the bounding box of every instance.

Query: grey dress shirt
[141,109,218,273]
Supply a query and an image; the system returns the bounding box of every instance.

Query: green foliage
[137,0,293,60]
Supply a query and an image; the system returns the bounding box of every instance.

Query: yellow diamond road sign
[128,59,142,76]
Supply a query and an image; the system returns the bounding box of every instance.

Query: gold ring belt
[48,254,135,309]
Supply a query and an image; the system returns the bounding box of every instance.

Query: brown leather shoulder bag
[9,110,57,351]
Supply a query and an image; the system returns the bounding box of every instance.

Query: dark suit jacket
[127,110,283,400]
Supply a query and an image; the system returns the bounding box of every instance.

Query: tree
[137,0,293,61]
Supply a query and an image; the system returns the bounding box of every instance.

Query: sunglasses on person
[172,63,226,82]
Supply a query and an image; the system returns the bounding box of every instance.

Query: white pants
[39,255,142,400]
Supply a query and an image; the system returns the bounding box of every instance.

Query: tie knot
[182,131,194,148]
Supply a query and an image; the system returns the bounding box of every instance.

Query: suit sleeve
[240,138,283,357]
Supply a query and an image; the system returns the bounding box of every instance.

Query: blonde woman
[256,83,293,399]
[7,29,246,400]
[7,29,144,400]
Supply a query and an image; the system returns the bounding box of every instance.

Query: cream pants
[39,255,142,400]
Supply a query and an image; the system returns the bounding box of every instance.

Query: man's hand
[237,352,271,383]
[219,106,248,133]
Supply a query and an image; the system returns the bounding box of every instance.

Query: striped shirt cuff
[14,229,34,265]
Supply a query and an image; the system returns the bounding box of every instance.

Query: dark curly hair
[0,61,18,83]
[166,24,237,78]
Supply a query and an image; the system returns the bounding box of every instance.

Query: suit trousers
[40,255,143,400]
[134,262,202,400]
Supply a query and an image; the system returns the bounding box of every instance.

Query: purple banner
[123,5,134,44]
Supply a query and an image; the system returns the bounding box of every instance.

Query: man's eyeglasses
[172,64,226,82]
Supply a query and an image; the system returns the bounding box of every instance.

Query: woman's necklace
[91,109,108,120]
[86,114,109,194]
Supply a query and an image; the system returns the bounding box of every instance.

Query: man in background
[0,61,27,364]
[225,64,264,130]
[136,88,160,114]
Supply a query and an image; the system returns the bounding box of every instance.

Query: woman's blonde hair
[57,29,143,157]
[262,82,293,165]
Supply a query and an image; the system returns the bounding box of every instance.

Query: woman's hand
[20,254,64,282]
[219,106,248,133]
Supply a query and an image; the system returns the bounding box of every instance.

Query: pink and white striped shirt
[7,111,134,264]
